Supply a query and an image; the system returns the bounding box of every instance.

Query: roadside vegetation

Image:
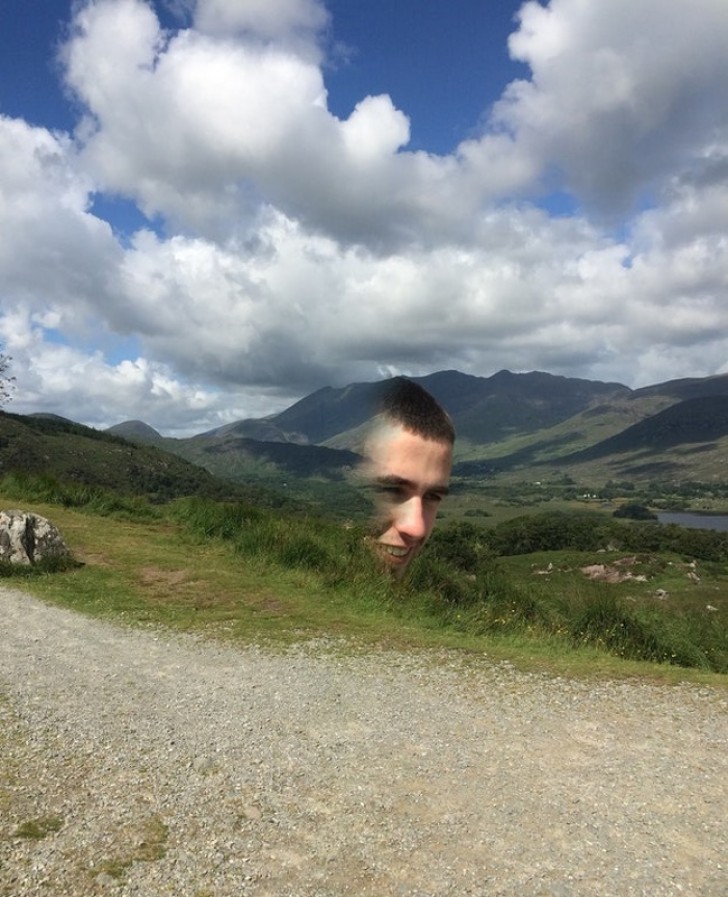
[1,471,726,683]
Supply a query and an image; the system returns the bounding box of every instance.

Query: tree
[613,502,657,521]
[0,351,15,407]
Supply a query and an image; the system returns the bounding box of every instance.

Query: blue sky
[1,0,727,434]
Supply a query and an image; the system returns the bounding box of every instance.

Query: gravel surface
[1,584,727,897]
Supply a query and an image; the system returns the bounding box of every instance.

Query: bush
[171,497,263,540]
[426,522,483,573]
[613,503,657,520]
[485,512,608,555]
[570,592,711,669]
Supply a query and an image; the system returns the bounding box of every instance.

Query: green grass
[89,814,169,882]
[13,816,63,840]
[1,478,727,684]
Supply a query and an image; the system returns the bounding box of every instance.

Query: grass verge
[0,484,725,686]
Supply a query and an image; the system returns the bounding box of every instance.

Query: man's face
[362,422,452,578]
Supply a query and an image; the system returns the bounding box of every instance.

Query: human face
[362,423,452,578]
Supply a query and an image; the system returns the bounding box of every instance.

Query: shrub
[613,503,657,520]
[426,522,482,572]
[171,497,262,540]
[570,592,711,669]
[485,512,607,555]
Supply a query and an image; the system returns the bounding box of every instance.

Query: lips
[382,545,410,558]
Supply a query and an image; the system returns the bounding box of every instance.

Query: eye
[376,484,405,498]
[425,491,445,504]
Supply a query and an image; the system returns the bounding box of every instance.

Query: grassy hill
[10,367,728,520]
[98,369,728,496]
[3,373,728,678]
[564,396,728,460]
[0,410,267,504]
[3,480,726,681]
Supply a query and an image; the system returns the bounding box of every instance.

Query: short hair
[376,377,455,445]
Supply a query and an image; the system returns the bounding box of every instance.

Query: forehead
[365,423,452,485]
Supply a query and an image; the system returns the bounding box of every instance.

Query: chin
[379,547,419,579]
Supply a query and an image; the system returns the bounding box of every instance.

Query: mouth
[382,545,409,558]
[364,536,421,576]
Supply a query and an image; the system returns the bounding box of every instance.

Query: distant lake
[656,512,728,532]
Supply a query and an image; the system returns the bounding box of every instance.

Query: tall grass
[0,555,79,578]
[170,498,728,672]
[3,475,726,673]
[0,472,159,519]
[567,590,712,669]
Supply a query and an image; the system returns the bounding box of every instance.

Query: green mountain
[106,419,164,445]
[7,369,728,511]
[566,395,728,459]
[245,369,632,447]
[147,369,728,487]
[0,410,245,502]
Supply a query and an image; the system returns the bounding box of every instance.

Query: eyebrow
[374,475,450,496]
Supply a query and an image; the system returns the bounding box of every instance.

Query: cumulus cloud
[61,0,529,245]
[0,116,118,310]
[0,308,294,435]
[1,0,727,433]
[193,0,329,56]
[499,0,728,213]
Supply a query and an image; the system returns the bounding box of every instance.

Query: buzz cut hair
[377,377,455,446]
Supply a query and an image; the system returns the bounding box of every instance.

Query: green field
[2,474,726,686]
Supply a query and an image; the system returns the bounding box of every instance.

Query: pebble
[0,585,727,897]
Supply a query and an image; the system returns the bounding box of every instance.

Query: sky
[1,0,727,436]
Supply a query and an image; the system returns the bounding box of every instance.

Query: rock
[0,509,71,566]
[580,563,640,584]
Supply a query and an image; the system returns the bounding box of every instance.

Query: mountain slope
[179,435,360,479]
[420,369,630,444]
[0,411,241,501]
[563,395,728,461]
[631,373,728,402]
[107,420,164,444]
[266,369,631,448]
[101,369,728,488]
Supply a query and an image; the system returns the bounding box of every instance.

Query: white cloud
[0,116,119,310]
[0,308,293,435]
[193,0,329,56]
[2,0,728,434]
[60,0,528,245]
[499,0,728,213]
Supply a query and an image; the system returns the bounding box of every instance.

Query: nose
[395,497,428,542]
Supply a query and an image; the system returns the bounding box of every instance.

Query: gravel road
[1,584,727,897]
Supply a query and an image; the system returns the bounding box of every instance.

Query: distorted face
[361,422,452,578]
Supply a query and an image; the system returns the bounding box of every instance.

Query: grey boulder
[0,509,71,565]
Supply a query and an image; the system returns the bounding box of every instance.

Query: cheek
[370,501,397,537]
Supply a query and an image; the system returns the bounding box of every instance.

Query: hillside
[106,419,163,445]
[163,430,361,483]
[420,369,631,445]
[0,410,245,502]
[565,395,728,460]
[9,368,723,500]
[109,369,728,488]
[247,369,632,448]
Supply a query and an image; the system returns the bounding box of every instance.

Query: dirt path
[1,585,726,896]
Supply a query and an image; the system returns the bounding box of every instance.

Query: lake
[656,512,728,532]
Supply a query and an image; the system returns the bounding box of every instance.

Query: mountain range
[105,369,728,487]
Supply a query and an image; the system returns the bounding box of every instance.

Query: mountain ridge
[104,368,728,487]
